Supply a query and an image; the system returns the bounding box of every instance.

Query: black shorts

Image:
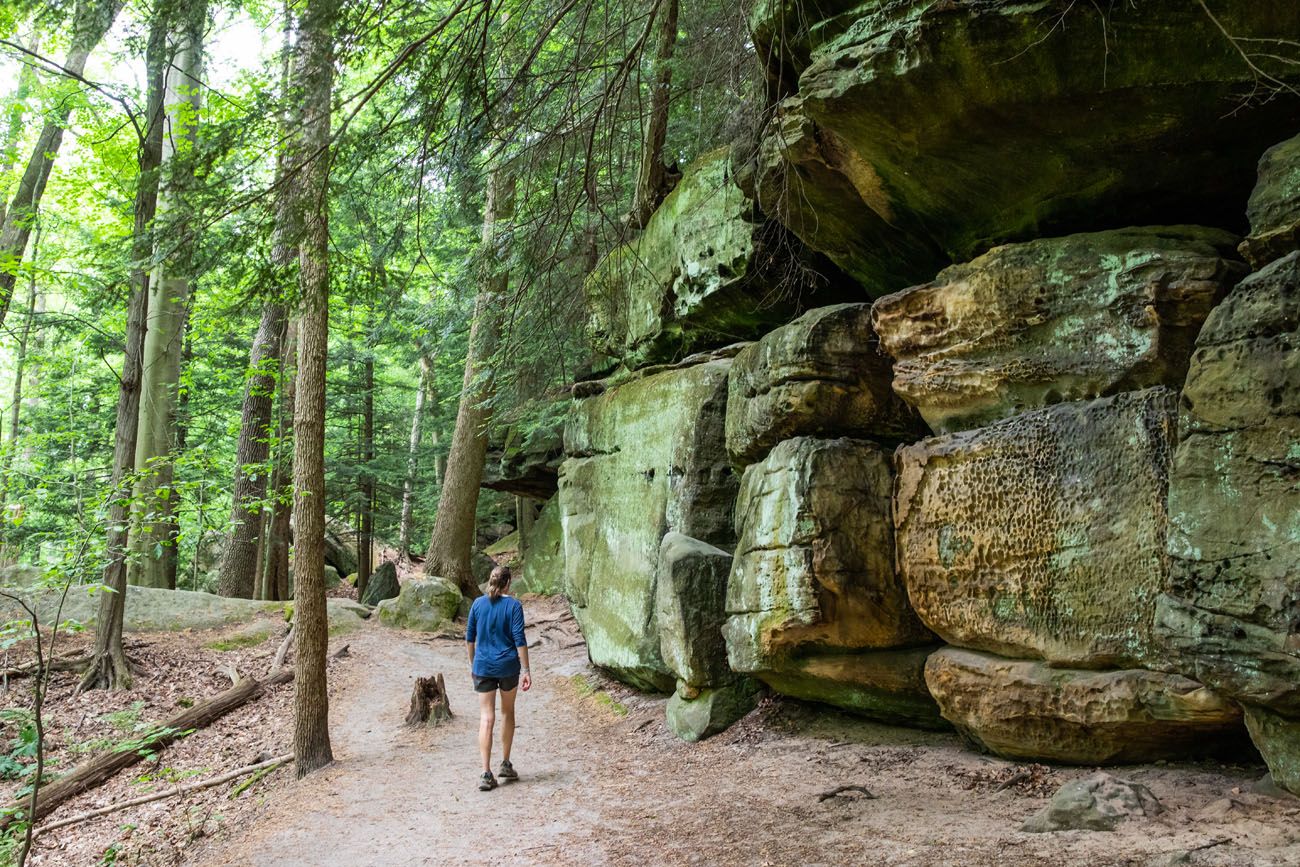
[473,674,520,693]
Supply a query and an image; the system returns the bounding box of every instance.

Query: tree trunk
[288,0,339,778]
[357,353,374,598]
[267,318,297,602]
[130,4,207,590]
[0,0,124,331]
[423,166,515,596]
[398,352,432,556]
[628,0,679,229]
[0,238,37,536]
[405,673,452,727]
[80,9,169,693]
[0,32,40,234]
[216,302,285,598]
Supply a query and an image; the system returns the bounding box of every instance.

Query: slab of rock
[560,358,736,692]
[1157,253,1300,716]
[656,533,735,689]
[758,647,946,728]
[751,0,1300,277]
[725,303,923,466]
[1245,707,1300,797]
[895,388,1177,668]
[1021,773,1163,833]
[376,576,462,633]
[726,437,931,676]
[516,495,564,595]
[481,406,565,500]
[585,149,849,369]
[872,227,1246,433]
[665,679,762,742]
[1242,134,1300,269]
[926,648,1244,765]
[361,561,400,607]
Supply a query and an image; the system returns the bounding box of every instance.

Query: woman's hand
[521,672,532,692]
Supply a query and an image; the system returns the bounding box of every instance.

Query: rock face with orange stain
[871,227,1246,434]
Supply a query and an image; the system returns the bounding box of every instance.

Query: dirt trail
[188,599,1300,867]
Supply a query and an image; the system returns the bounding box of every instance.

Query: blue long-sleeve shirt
[465,595,527,678]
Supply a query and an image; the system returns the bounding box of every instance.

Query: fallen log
[0,652,91,679]
[0,668,293,830]
[32,753,293,837]
[405,673,452,727]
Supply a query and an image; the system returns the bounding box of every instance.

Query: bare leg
[500,686,518,763]
[478,689,496,772]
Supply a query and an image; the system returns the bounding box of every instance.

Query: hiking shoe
[499,760,519,781]
[478,771,498,791]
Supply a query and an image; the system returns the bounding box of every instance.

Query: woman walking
[465,565,531,791]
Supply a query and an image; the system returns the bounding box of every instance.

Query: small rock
[1021,772,1163,832]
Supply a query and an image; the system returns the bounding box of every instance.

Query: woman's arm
[512,602,531,691]
[519,644,531,692]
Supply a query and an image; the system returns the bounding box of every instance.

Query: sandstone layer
[895,389,1177,669]
[872,227,1246,433]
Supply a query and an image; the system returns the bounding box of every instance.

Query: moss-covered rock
[376,576,462,633]
[360,560,400,607]
[666,679,762,742]
[726,437,931,674]
[516,496,565,595]
[560,357,737,692]
[926,648,1246,765]
[1242,134,1300,269]
[586,149,850,369]
[656,532,735,690]
[1245,706,1300,796]
[758,647,946,728]
[753,1,1300,280]
[872,227,1246,434]
[895,389,1177,669]
[725,303,923,466]
[1155,253,1300,788]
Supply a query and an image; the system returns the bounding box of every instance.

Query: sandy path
[188,600,1300,867]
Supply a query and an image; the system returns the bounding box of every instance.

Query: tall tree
[628,0,679,229]
[398,351,433,557]
[130,0,208,589]
[0,0,125,330]
[356,350,374,598]
[216,302,284,597]
[289,0,340,777]
[423,164,515,596]
[81,4,170,692]
[0,32,40,233]
[263,318,297,602]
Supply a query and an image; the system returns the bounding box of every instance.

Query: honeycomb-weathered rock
[560,358,736,692]
[871,227,1246,434]
[725,303,924,466]
[895,388,1177,668]
[725,436,931,674]
[750,0,1300,282]
[1241,134,1300,269]
[585,149,849,369]
[656,532,735,690]
[925,648,1246,765]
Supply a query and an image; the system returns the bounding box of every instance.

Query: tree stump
[406,673,453,727]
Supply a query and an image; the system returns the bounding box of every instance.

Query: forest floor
[10,594,1300,867]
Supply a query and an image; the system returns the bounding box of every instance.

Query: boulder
[360,561,401,607]
[560,357,736,692]
[323,565,341,590]
[725,303,923,466]
[656,533,735,690]
[1021,773,1163,833]
[925,648,1245,765]
[752,0,1300,279]
[376,576,462,633]
[726,437,931,676]
[757,647,946,729]
[1244,706,1300,797]
[894,388,1177,669]
[666,679,762,742]
[1241,134,1300,269]
[516,496,565,595]
[1157,253,1300,713]
[471,549,497,585]
[481,404,566,500]
[323,521,358,577]
[0,564,42,587]
[585,149,849,369]
[871,227,1246,433]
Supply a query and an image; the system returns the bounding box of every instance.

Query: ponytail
[487,565,512,600]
